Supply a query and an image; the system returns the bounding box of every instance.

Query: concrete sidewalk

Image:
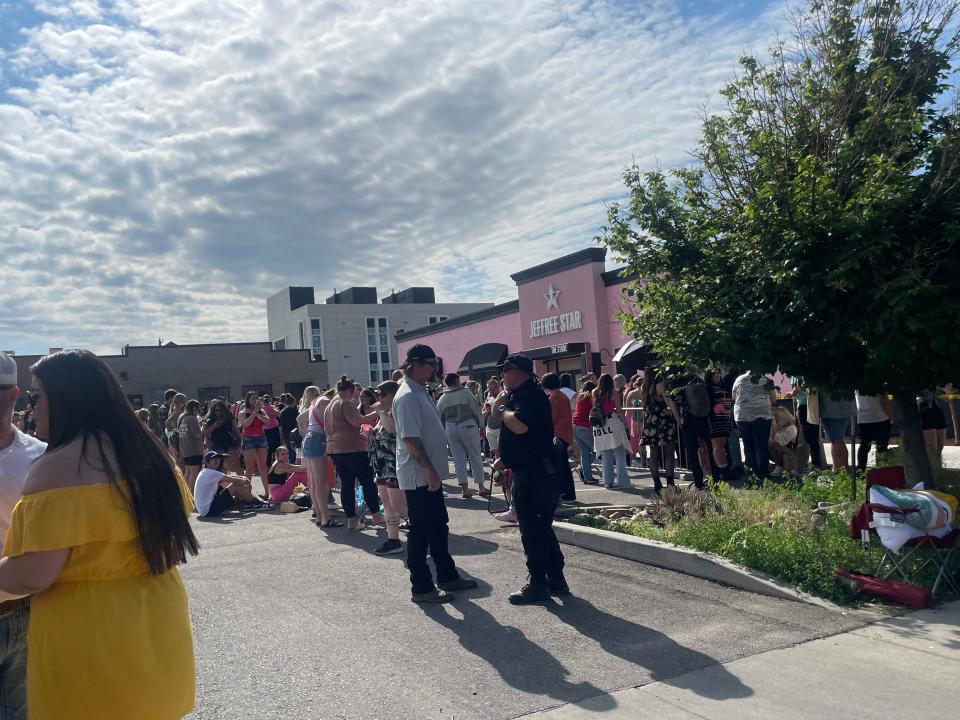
[523,600,960,719]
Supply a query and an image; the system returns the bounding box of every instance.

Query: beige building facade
[9,342,325,408]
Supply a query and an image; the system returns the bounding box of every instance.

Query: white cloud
[0,0,786,353]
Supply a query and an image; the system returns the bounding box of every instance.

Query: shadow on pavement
[195,510,261,524]
[419,599,615,711]
[546,596,753,700]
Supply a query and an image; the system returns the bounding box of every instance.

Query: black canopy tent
[457,343,509,381]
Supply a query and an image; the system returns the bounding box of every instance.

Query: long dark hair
[31,350,199,575]
[593,373,615,404]
[641,368,658,407]
[576,380,596,402]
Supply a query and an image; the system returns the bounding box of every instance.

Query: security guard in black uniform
[491,354,569,604]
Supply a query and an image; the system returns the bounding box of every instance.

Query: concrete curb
[554,521,842,609]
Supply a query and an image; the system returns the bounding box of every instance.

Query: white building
[266,285,492,386]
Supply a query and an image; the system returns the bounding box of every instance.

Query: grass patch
[567,468,958,606]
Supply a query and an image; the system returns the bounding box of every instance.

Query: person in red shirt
[542,373,579,502]
[572,380,597,484]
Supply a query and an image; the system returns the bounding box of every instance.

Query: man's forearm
[502,411,528,435]
[403,437,434,470]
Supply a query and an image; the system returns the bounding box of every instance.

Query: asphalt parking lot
[182,476,864,720]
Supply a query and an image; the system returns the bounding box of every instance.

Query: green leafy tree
[599,0,960,487]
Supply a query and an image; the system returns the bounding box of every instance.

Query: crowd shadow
[545,596,753,700]
[195,509,261,524]
[318,522,500,560]
[419,598,615,711]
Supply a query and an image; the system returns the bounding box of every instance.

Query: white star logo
[544,282,560,310]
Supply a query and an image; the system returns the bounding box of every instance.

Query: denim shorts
[301,431,327,458]
[240,434,268,451]
[821,417,850,444]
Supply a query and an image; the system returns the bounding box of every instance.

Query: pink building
[395,249,649,385]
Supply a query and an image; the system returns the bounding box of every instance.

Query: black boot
[548,573,571,596]
[509,577,551,605]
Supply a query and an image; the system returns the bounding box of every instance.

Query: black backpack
[683,382,711,418]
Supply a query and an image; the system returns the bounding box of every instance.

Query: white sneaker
[493,509,517,524]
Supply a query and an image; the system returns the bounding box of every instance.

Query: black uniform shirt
[499,378,555,472]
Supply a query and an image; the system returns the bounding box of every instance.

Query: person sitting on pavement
[436,373,489,498]
[394,344,477,604]
[491,353,569,605]
[194,451,268,517]
[266,446,310,504]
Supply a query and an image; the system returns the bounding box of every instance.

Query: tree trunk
[892,394,936,490]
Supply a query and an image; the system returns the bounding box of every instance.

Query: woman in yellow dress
[0,350,198,719]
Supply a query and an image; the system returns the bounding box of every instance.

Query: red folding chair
[850,467,960,598]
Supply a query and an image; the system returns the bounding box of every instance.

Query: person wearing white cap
[0,351,45,719]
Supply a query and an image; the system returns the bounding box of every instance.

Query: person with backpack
[591,373,630,489]
[676,374,716,489]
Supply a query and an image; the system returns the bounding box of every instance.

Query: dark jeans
[555,439,576,501]
[404,486,460,594]
[857,420,891,471]
[797,405,823,468]
[265,426,282,464]
[329,452,380,519]
[0,604,28,720]
[512,467,564,583]
[738,418,773,480]
[680,416,715,488]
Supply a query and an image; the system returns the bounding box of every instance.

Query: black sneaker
[374,539,404,555]
[548,575,571,596]
[508,582,551,605]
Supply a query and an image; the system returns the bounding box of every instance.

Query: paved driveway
[183,480,863,720]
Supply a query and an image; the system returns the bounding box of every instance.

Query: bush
[565,469,905,605]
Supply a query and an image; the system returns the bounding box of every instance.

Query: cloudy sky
[0,0,787,354]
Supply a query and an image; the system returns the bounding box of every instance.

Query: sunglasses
[414,359,439,367]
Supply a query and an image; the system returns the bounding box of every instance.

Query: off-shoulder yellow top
[5,482,195,719]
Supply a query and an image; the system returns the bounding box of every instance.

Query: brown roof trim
[602,267,638,286]
[510,248,606,285]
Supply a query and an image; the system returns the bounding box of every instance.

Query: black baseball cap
[500,353,533,374]
[204,450,227,464]
[405,344,438,363]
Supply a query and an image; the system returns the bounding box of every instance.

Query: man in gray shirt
[393,344,477,604]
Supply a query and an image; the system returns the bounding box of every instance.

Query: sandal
[318,518,343,528]
[477,487,491,497]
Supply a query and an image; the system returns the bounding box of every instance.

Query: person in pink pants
[267,446,310,503]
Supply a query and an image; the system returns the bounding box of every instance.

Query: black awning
[457,343,509,374]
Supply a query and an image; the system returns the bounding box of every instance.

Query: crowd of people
[0,344,955,718]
